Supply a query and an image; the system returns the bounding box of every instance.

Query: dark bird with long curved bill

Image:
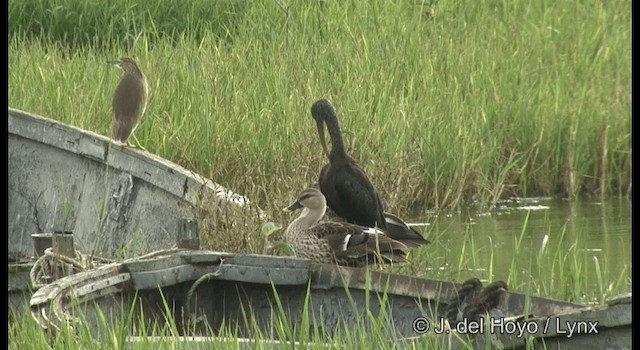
[310,99,429,247]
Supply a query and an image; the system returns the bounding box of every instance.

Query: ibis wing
[333,162,386,229]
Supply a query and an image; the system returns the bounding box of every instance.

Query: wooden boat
[8,108,266,314]
[29,249,631,349]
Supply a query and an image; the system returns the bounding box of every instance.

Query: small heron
[108,57,148,148]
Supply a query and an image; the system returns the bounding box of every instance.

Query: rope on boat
[185,262,224,322]
[29,248,114,289]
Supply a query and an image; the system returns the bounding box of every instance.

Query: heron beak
[283,201,304,212]
[107,59,122,67]
[316,119,330,159]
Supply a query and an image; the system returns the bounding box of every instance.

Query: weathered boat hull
[29,249,630,349]
[8,262,34,316]
[8,108,265,314]
[473,292,631,350]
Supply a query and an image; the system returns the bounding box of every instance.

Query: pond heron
[108,57,148,146]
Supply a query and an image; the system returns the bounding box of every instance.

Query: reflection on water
[408,198,631,302]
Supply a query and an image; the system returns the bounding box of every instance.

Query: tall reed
[9,0,631,213]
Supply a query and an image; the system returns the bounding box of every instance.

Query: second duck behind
[283,187,408,267]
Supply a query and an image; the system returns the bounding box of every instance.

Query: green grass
[9,1,631,344]
[9,0,631,219]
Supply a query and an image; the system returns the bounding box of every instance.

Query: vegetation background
[9,0,631,218]
[9,1,631,348]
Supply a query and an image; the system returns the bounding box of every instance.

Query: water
[408,197,631,302]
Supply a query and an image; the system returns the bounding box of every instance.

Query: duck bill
[283,201,304,212]
[316,120,330,159]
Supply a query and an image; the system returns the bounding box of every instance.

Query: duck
[443,278,484,323]
[308,183,430,247]
[443,279,509,324]
[462,280,509,321]
[310,99,429,247]
[283,187,408,267]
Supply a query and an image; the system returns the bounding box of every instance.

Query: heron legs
[126,134,147,151]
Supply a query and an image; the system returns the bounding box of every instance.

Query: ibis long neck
[325,116,348,160]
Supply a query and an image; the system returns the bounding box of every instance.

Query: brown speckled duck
[283,187,408,267]
[462,280,509,321]
[444,278,484,323]
[443,279,510,325]
[309,183,431,248]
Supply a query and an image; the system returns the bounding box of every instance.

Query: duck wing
[311,222,407,264]
[383,212,431,247]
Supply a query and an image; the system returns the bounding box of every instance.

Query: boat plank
[216,264,310,285]
[125,255,190,273]
[310,264,460,299]
[8,108,108,162]
[181,251,234,264]
[227,254,311,269]
[478,301,631,349]
[70,273,131,300]
[131,265,199,290]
